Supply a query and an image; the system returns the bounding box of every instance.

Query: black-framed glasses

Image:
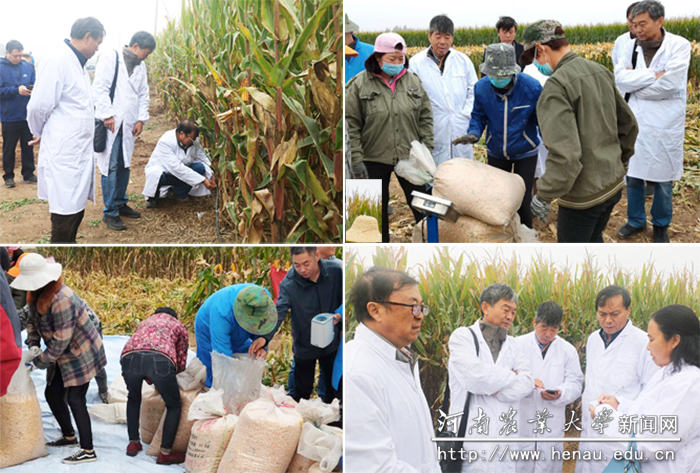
[379,301,430,317]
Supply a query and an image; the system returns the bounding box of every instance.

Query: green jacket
[345,69,433,167]
[536,52,638,209]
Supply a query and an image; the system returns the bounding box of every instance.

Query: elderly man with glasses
[345,266,440,473]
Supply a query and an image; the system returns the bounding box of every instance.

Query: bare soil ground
[0,94,237,244]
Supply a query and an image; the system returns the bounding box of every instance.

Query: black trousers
[293,351,337,404]
[557,190,622,243]
[121,351,182,450]
[487,155,537,228]
[364,161,430,243]
[50,210,85,244]
[2,120,35,181]
[45,365,93,450]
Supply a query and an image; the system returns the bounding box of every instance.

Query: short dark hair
[70,17,106,40]
[0,247,10,272]
[480,283,517,309]
[291,247,317,256]
[520,26,570,66]
[632,0,664,21]
[129,31,156,51]
[350,266,419,324]
[595,285,631,310]
[496,16,518,32]
[176,118,199,138]
[155,306,178,319]
[5,40,23,53]
[535,301,563,327]
[364,53,410,75]
[626,2,640,18]
[651,305,700,372]
[429,15,454,36]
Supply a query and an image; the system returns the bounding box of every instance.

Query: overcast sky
[345,0,699,33]
[1,0,183,64]
[347,244,700,281]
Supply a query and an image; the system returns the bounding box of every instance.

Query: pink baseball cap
[373,32,407,54]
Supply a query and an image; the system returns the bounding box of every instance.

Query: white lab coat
[345,323,440,473]
[611,32,635,70]
[92,48,150,174]
[614,30,691,182]
[575,321,659,473]
[27,42,95,215]
[515,332,584,473]
[409,48,477,164]
[521,65,549,179]
[594,361,700,473]
[142,129,213,198]
[448,321,534,473]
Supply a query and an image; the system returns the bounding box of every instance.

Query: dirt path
[0,93,237,244]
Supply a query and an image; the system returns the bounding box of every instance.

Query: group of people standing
[344,0,690,243]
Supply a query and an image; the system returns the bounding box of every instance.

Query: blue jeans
[155,161,205,199]
[101,133,130,217]
[626,177,673,228]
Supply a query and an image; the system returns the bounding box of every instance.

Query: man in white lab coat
[516,301,583,473]
[410,15,477,164]
[142,119,216,207]
[611,3,639,68]
[614,0,691,243]
[575,285,659,473]
[26,17,104,243]
[93,31,154,231]
[448,283,534,473]
[345,267,440,473]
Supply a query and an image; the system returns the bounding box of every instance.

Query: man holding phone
[516,301,583,473]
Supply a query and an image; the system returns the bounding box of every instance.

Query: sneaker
[616,223,646,240]
[119,204,141,219]
[126,441,143,457]
[156,451,186,465]
[23,175,38,184]
[62,449,97,464]
[653,225,670,243]
[102,215,126,231]
[146,198,157,208]
[4,178,15,188]
[47,436,79,447]
[176,195,191,203]
[99,391,110,404]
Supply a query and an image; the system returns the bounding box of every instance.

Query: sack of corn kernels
[140,386,166,443]
[185,389,238,473]
[0,351,48,468]
[217,387,302,473]
[412,213,520,243]
[288,399,342,473]
[433,158,525,226]
[148,387,202,455]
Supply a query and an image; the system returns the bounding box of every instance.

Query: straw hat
[9,253,62,291]
[345,45,359,57]
[346,215,382,242]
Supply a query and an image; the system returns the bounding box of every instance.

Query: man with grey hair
[615,0,691,243]
[447,283,533,472]
[410,14,478,163]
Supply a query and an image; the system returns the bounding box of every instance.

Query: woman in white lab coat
[593,305,700,473]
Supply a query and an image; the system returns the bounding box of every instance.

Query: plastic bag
[178,356,207,391]
[394,141,437,186]
[289,399,342,473]
[89,402,127,424]
[0,350,48,468]
[211,352,266,415]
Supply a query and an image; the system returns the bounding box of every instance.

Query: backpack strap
[624,39,639,103]
[109,50,119,104]
[441,326,480,437]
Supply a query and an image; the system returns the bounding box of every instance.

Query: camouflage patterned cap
[345,14,359,34]
[480,43,521,77]
[522,20,566,52]
[233,286,277,336]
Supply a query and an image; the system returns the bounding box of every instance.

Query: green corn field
[149,0,343,243]
[344,246,700,420]
[346,192,382,234]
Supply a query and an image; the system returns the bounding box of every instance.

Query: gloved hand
[452,134,479,146]
[531,195,551,222]
[26,356,51,372]
[28,346,41,357]
[352,161,369,179]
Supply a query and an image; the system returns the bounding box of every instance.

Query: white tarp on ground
[5,333,194,472]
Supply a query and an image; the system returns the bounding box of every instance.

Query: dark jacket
[267,259,343,360]
[468,74,542,160]
[0,57,35,123]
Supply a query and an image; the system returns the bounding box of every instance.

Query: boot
[653,225,669,243]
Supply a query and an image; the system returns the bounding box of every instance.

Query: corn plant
[149,0,343,243]
[346,191,382,233]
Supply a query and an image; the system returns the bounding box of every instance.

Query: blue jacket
[195,283,268,387]
[467,73,542,160]
[332,304,343,390]
[0,58,35,123]
[345,36,374,84]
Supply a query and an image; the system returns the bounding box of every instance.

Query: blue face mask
[381,62,404,76]
[489,76,512,88]
[534,48,554,76]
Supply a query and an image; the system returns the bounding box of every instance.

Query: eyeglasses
[379,301,430,317]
